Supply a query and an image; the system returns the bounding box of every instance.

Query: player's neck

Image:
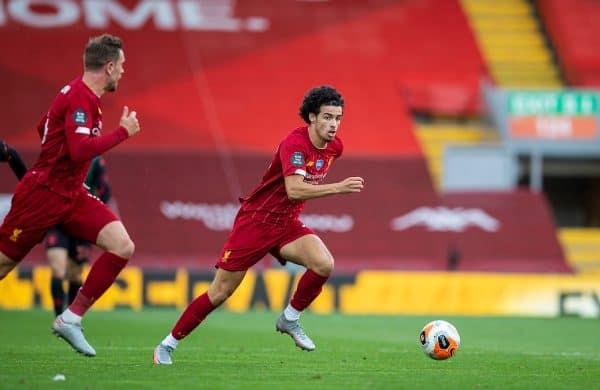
[307,126,327,149]
[82,72,106,97]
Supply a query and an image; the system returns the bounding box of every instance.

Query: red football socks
[68,252,128,316]
[171,293,216,340]
[290,269,330,311]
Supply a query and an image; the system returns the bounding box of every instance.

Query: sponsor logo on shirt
[316,159,324,170]
[290,152,304,167]
[75,127,91,135]
[72,109,88,125]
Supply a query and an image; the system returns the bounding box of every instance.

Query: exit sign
[508,91,598,140]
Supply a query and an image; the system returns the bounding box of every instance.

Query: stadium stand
[415,123,499,189]
[538,0,600,87]
[0,0,573,274]
[559,229,600,273]
[462,0,563,88]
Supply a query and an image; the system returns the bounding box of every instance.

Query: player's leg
[154,268,246,365]
[66,240,90,305]
[52,193,129,356]
[0,252,18,280]
[154,212,273,365]
[64,220,133,315]
[274,232,334,351]
[47,248,68,316]
[46,228,72,316]
[0,179,62,280]
[66,258,84,305]
[60,192,132,317]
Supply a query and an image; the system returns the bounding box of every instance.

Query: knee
[111,237,135,259]
[312,256,334,276]
[208,283,237,306]
[51,268,66,279]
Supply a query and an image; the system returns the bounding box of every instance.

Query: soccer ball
[419,320,460,360]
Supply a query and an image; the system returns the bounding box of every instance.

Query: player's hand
[337,176,364,194]
[120,106,140,137]
[0,139,9,162]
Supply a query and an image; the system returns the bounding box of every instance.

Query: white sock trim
[60,309,82,324]
[162,334,179,349]
[284,304,301,321]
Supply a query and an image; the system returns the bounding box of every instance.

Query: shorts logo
[221,250,232,263]
[290,152,304,167]
[316,159,324,170]
[10,228,22,242]
[72,109,88,125]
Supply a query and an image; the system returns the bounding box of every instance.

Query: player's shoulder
[56,78,95,106]
[282,126,309,145]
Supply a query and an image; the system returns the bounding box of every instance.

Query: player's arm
[0,139,28,180]
[91,156,111,203]
[65,105,139,162]
[284,174,364,201]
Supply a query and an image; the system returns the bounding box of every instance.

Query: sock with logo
[50,277,65,317]
[67,252,128,316]
[170,293,216,340]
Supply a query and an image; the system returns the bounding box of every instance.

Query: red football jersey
[240,126,343,224]
[29,77,128,197]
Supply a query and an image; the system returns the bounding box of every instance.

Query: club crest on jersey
[72,109,87,125]
[10,228,22,242]
[291,152,304,167]
[316,159,324,170]
[221,250,232,263]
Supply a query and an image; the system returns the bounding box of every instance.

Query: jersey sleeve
[64,97,128,162]
[279,137,309,177]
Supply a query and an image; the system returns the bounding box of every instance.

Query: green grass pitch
[0,309,598,389]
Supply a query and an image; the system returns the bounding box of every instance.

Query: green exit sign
[509,92,598,116]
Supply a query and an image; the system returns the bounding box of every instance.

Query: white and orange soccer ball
[419,320,460,360]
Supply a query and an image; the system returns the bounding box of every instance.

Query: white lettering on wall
[84,0,175,30]
[301,214,354,232]
[9,0,79,28]
[390,207,501,232]
[160,201,239,231]
[0,0,269,31]
[160,201,353,232]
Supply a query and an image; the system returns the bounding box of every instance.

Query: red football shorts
[0,176,118,262]
[215,211,315,272]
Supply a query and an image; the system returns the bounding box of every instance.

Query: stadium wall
[0,151,569,273]
[1,267,599,318]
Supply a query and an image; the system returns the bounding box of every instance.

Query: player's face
[311,105,343,144]
[104,50,125,93]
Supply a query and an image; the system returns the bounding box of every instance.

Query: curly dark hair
[84,34,123,71]
[299,86,344,124]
